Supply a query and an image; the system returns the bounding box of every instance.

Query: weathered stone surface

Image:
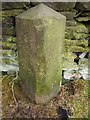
[2,24,15,36]
[84,24,90,34]
[75,2,90,11]
[75,16,90,22]
[30,2,59,11]
[63,52,88,80]
[64,39,88,52]
[16,4,66,104]
[66,24,89,33]
[31,2,76,11]
[1,9,25,36]
[1,9,25,17]
[62,52,78,70]
[66,20,79,26]
[80,12,90,17]
[61,11,76,20]
[2,16,15,26]
[65,31,89,40]
[2,2,30,10]
[57,2,76,11]
[2,35,16,43]
[1,41,16,50]
[65,24,89,40]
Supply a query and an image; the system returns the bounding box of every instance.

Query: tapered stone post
[16,4,66,104]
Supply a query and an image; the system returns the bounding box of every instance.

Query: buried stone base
[20,67,62,104]
[21,80,62,104]
[21,85,62,104]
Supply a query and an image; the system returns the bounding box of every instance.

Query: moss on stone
[65,23,89,40]
[66,20,79,26]
[2,2,30,10]
[3,36,16,43]
[66,24,89,33]
[62,52,78,70]
[2,26,15,36]
[64,39,89,52]
[0,41,16,50]
[1,9,25,17]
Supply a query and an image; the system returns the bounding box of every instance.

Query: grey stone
[81,12,90,17]
[2,16,15,26]
[66,20,79,26]
[75,16,90,22]
[1,41,16,50]
[66,24,89,33]
[2,24,15,36]
[31,2,76,11]
[57,2,76,11]
[61,11,76,20]
[2,2,30,10]
[1,9,25,17]
[2,35,16,43]
[16,4,66,104]
[65,24,89,40]
[63,52,77,70]
[0,49,18,71]
[64,39,88,52]
[1,9,25,36]
[75,2,90,11]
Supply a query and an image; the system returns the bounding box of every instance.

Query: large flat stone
[2,2,30,10]
[16,4,66,104]
[75,2,90,11]
[64,39,88,52]
[31,2,76,11]
[1,9,25,17]
[75,16,90,22]
[61,11,76,20]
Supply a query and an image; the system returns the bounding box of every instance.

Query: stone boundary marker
[16,3,66,104]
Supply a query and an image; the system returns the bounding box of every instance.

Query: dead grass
[1,75,89,119]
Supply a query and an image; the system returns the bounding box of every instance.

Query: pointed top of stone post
[16,3,66,20]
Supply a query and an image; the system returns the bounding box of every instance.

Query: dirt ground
[1,75,89,119]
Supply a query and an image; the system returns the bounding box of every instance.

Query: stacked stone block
[1,2,90,54]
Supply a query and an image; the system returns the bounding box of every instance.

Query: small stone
[66,20,79,27]
[79,67,88,80]
[2,36,16,43]
[75,16,90,22]
[61,11,76,20]
[2,16,15,26]
[2,24,15,36]
[62,52,78,70]
[80,12,90,17]
[63,70,81,80]
[79,58,88,68]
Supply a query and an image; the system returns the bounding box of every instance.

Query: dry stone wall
[1,2,90,52]
[1,2,90,68]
